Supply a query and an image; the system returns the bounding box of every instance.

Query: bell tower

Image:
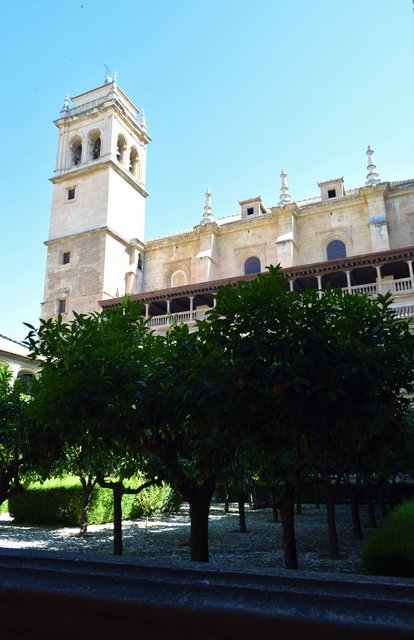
[41,79,150,321]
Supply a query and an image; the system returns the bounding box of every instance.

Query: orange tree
[25,302,234,562]
[25,302,162,555]
[0,363,55,505]
[203,266,414,569]
[299,287,414,555]
[199,267,312,569]
[121,322,236,562]
[24,277,414,567]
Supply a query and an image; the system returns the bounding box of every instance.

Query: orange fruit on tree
[272,384,284,395]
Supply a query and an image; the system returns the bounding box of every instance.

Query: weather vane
[104,64,117,84]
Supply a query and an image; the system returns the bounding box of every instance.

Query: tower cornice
[50,159,149,198]
[44,225,141,249]
[55,82,151,144]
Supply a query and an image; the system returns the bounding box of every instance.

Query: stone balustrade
[147,309,209,328]
[146,276,414,330]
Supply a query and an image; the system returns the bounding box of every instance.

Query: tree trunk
[78,475,96,537]
[248,485,254,508]
[224,492,230,513]
[97,477,159,558]
[0,457,24,506]
[390,476,398,510]
[364,477,377,528]
[315,483,320,509]
[250,483,258,508]
[270,487,279,523]
[238,493,246,533]
[295,491,302,516]
[325,483,339,559]
[349,483,363,540]
[378,479,388,521]
[185,477,215,562]
[278,484,298,570]
[113,484,124,556]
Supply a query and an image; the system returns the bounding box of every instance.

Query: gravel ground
[0,503,373,574]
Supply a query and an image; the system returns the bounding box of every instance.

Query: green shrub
[157,485,182,514]
[362,500,414,578]
[8,476,181,527]
[130,482,181,518]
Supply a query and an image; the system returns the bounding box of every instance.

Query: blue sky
[1,0,413,342]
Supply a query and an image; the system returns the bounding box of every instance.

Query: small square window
[67,188,76,201]
[328,189,336,199]
[62,252,71,265]
[58,299,67,314]
[247,207,254,215]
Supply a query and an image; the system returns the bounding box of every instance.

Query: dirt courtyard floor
[0,502,376,574]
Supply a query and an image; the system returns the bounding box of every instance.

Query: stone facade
[142,182,414,294]
[42,82,414,329]
[41,81,149,321]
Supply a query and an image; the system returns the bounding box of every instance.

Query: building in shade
[0,335,38,383]
[41,81,414,331]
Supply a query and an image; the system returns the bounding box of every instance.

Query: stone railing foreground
[0,550,413,639]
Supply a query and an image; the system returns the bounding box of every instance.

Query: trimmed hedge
[362,500,414,578]
[8,476,181,527]
[217,481,414,505]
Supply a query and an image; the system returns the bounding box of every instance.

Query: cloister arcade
[101,246,414,330]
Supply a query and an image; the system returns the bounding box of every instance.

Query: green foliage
[0,362,51,502]
[362,501,414,577]
[205,266,414,483]
[21,270,414,565]
[130,482,181,518]
[25,301,163,492]
[8,476,178,526]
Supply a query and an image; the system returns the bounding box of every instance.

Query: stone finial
[365,146,381,186]
[140,108,147,131]
[278,169,292,206]
[200,189,214,225]
[60,94,69,115]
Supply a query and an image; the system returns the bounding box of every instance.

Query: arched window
[117,135,126,164]
[70,137,82,166]
[244,256,261,275]
[89,130,101,160]
[327,240,346,260]
[129,147,139,177]
[16,371,35,392]
[170,269,187,288]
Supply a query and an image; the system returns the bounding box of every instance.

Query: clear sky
[1,0,413,342]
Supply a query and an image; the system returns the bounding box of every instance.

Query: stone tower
[41,80,150,321]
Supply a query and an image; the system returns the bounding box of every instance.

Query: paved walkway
[0,503,370,573]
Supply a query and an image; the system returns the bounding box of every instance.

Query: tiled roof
[317,177,344,186]
[146,228,195,244]
[0,334,30,358]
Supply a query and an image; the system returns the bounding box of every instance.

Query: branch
[97,476,161,495]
